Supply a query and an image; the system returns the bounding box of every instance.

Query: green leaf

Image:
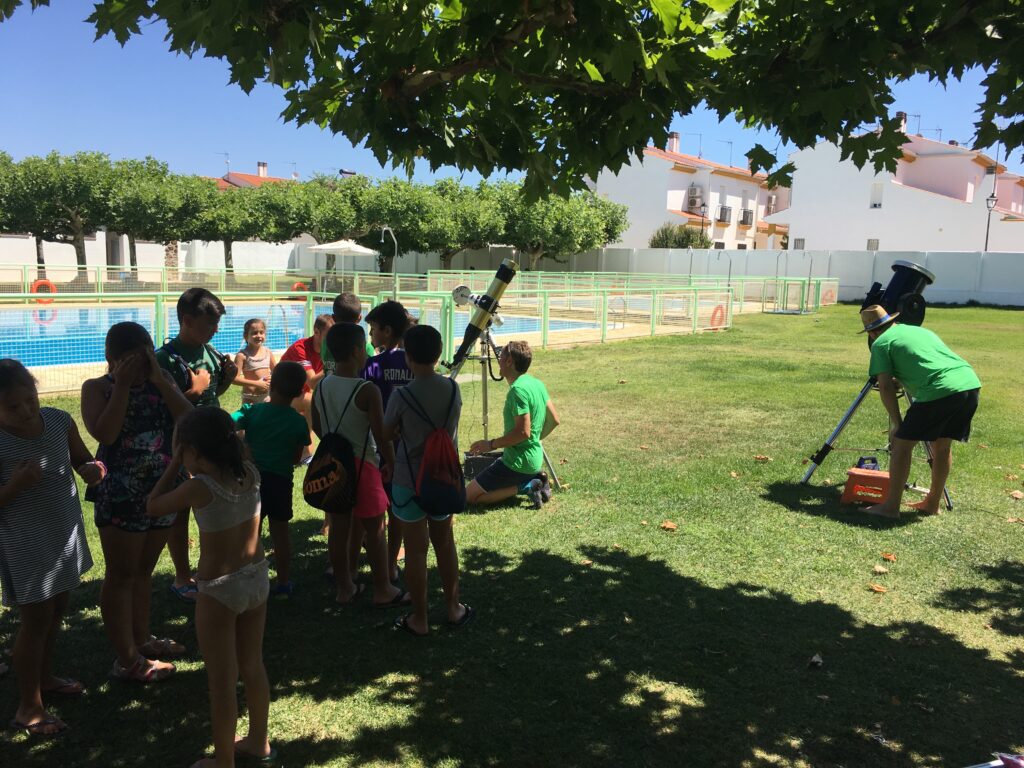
[582,60,605,82]
[650,0,683,34]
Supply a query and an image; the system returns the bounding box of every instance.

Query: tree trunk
[441,251,455,270]
[224,240,234,273]
[34,236,46,280]
[528,249,544,271]
[128,233,138,273]
[379,253,394,274]
[73,230,87,270]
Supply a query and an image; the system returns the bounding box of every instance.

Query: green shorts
[391,483,452,524]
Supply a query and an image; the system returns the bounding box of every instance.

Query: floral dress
[86,376,181,532]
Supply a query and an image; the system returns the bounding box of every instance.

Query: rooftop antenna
[289,160,298,180]
[684,132,703,158]
[920,128,943,142]
[716,139,734,167]
[908,114,922,135]
[216,151,230,173]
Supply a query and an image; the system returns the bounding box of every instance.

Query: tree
[426,180,506,269]
[3,0,1018,197]
[183,186,260,273]
[106,157,173,272]
[499,184,628,270]
[649,222,712,249]
[356,179,438,273]
[3,151,114,273]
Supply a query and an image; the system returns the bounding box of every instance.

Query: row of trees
[0,151,628,273]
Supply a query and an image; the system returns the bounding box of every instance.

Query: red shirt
[280,336,323,393]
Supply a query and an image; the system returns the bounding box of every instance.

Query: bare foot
[908,498,942,515]
[335,582,366,606]
[863,504,900,519]
[12,707,66,736]
[41,675,84,695]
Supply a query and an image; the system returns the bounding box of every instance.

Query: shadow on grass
[762,480,922,529]
[935,560,1024,638]
[3,540,1021,766]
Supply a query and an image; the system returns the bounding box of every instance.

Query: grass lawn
[2,303,1023,767]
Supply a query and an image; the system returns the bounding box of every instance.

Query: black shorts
[473,458,540,493]
[259,470,294,522]
[897,388,979,443]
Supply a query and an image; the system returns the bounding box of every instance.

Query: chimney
[667,131,680,154]
[257,161,268,178]
[948,140,959,147]
[895,111,907,134]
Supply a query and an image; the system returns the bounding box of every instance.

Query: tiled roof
[222,172,292,188]
[644,146,769,181]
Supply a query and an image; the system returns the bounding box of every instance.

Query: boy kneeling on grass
[232,361,311,598]
[383,325,473,636]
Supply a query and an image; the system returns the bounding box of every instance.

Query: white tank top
[314,376,377,466]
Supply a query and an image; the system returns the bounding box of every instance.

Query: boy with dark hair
[155,287,238,602]
[232,361,311,597]
[363,300,414,580]
[467,340,561,509]
[322,293,375,376]
[384,325,472,635]
[313,323,405,608]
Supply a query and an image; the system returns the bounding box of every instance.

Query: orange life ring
[30,279,56,304]
[822,289,836,304]
[710,304,726,328]
[33,308,56,325]
[291,281,308,292]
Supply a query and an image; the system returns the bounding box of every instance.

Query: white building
[766,133,1024,252]
[592,134,791,250]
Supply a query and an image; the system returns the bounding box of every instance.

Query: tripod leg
[801,379,875,484]
[542,447,562,490]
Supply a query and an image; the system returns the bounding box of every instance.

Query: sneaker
[526,479,545,509]
[273,582,294,600]
[537,472,552,503]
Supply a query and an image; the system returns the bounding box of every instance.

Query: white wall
[592,155,670,249]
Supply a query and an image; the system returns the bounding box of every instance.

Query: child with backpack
[232,362,311,598]
[309,323,406,608]
[383,325,473,636]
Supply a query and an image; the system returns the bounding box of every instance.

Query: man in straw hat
[859,305,981,518]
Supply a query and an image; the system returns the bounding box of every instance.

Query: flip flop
[374,589,411,609]
[394,614,428,637]
[139,636,187,660]
[448,604,476,628]
[334,582,367,606]
[235,745,279,765]
[41,677,85,696]
[9,717,67,737]
[168,582,198,604]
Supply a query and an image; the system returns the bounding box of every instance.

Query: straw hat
[859,305,899,333]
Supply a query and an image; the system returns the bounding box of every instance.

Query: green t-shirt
[232,402,311,476]
[501,373,550,474]
[868,324,981,402]
[321,338,376,376]
[155,338,223,408]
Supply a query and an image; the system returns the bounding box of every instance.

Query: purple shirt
[362,348,413,409]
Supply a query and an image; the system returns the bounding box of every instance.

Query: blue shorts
[391,483,452,524]
[472,458,539,494]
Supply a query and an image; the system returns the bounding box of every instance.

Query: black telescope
[444,258,518,376]
[860,259,935,327]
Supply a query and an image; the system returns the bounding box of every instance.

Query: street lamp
[699,203,708,238]
[984,193,998,252]
[381,226,398,298]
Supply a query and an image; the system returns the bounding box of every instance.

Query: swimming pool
[0,303,598,369]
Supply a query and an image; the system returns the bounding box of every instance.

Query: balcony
[716,205,732,224]
[738,208,754,227]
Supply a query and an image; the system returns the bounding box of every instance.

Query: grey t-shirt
[384,375,461,489]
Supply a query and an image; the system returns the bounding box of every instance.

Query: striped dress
[0,407,93,607]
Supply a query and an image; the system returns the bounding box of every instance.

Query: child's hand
[144,346,164,384]
[189,367,212,393]
[112,353,145,385]
[220,357,239,385]
[380,461,394,485]
[9,459,43,490]
[78,462,104,487]
[468,439,490,456]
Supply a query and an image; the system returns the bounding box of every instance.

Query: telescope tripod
[449,327,562,490]
[801,378,953,511]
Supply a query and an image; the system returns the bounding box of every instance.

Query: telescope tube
[446,258,518,375]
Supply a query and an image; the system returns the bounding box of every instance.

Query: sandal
[139,636,186,660]
[9,717,67,737]
[334,582,366,606]
[235,745,279,765]
[110,654,175,684]
[374,589,411,609]
[394,614,428,637]
[41,677,85,696]
[448,604,476,628]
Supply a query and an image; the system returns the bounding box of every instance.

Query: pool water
[0,303,597,368]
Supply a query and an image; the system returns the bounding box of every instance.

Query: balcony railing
[716,205,732,224]
[739,208,754,226]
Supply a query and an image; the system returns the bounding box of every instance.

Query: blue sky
[1,2,1020,181]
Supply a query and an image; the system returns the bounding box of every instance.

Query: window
[793,238,806,250]
[869,182,883,209]
[737,243,748,250]
[866,238,880,251]
[713,241,726,249]
[716,205,732,223]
